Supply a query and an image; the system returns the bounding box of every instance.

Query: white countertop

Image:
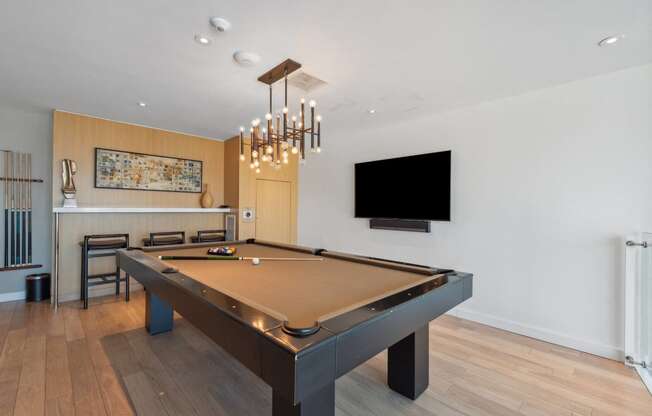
[52,207,232,214]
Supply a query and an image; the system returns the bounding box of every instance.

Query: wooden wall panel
[223,136,240,208]
[52,111,228,300]
[230,138,298,243]
[52,111,224,208]
[57,213,226,301]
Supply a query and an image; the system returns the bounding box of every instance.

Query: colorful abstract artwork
[95,148,202,193]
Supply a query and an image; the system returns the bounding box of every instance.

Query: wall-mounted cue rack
[0,150,43,272]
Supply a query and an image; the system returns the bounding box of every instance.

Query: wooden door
[255,179,292,243]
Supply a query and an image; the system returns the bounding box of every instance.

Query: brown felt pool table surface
[144,242,441,329]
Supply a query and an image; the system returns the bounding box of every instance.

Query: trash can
[26,273,50,302]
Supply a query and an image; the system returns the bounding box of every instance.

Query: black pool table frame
[117,239,473,416]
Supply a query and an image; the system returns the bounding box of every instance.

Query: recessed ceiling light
[368,109,376,114]
[598,34,624,47]
[194,35,212,46]
[137,101,147,107]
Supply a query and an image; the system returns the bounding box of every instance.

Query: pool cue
[3,151,7,267]
[159,255,324,262]
[14,153,18,265]
[27,153,32,264]
[17,153,21,265]
[14,152,19,265]
[20,153,26,264]
[9,152,15,266]
[17,152,22,265]
[18,153,23,265]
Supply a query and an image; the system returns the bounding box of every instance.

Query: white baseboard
[635,367,652,395]
[448,307,623,361]
[0,291,26,302]
[58,281,144,303]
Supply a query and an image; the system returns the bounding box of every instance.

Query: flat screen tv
[354,150,451,221]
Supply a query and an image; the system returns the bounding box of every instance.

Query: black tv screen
[354,151,451,221]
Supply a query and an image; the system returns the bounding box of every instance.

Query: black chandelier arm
[284,70,288,107]
[283,71,288,142]
[310,105,315,150]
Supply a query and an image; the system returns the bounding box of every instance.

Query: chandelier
[238,59,322,173]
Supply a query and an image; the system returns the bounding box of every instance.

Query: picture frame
[94,147,203,193]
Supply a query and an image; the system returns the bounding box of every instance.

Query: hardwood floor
[0,292,649,415]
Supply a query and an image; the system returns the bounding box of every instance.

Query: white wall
[298,64,652,359]
[0,106,52,298]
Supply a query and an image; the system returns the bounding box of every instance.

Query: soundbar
[369,218,431,233]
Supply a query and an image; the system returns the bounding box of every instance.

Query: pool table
[117,239,472,416]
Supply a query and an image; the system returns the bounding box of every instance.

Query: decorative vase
[200,184,214,208]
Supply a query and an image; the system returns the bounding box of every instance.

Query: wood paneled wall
[224,137,298,243]
[223,136,240,208]
[52,111,224,207]
[52,111,227,300]
[225,137,299,243]
[56,213,226,301]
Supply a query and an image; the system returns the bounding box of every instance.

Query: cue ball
[251,258,260,265]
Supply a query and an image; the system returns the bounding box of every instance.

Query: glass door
[625,232,652,393]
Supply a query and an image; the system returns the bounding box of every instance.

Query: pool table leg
[145,290,174,335]
[388,324,429,400]
[272,381,334,416]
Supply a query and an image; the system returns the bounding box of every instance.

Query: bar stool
[190,229,226,244]
[80,234,130,309]
[142,231,185,247]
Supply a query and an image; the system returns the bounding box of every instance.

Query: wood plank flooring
[0,291,649,415]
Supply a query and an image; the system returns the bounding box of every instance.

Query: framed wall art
[94,148,202,193]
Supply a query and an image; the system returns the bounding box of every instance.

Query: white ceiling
[0,1,650,140]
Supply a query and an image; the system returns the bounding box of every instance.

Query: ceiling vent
[287,71,327,92]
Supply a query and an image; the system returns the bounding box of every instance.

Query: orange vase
[200,184,214,208]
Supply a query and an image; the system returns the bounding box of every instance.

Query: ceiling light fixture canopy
[238,59,323,171]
